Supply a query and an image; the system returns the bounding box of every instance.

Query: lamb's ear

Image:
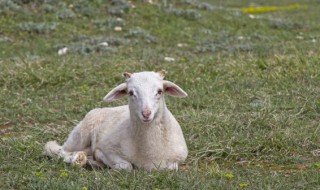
[163,80,188,97]
[103,83,127,102]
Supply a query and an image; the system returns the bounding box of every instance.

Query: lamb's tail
[43,141,64,158]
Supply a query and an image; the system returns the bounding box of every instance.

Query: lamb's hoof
[72,152,87,167]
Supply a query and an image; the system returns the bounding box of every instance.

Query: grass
[0,0,320,189]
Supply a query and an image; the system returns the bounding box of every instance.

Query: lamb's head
[103,70,187,123]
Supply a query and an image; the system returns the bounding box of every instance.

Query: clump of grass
[57,8,76,20]
[17,22,58,34]
[94,18,126,30]
[0,36,12,43]
[227,43,253,53]
[165,8,201,20]
[11,0,38,4]
[194,29,254,54]
[179,0,223,11]
[42,3,56,13]
[125,27,157,43]
[57,35,129,55]
[73,0,98,18]
[196,2,221,11]
[158,0,201,20]
[0,0,23,15]
[71,35,129,46]
[269,19,304,30]
[69,43,117,55]
[195,41,220,53]
[108,0,132,17]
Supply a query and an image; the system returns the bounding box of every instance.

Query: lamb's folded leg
[43,141,88,166]
[94,149,133,171]
[167,162,179,171]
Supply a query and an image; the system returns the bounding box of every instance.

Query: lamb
[43,70,188,171]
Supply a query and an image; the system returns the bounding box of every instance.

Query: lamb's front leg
[167,162,179,171]
[94,149,133,171]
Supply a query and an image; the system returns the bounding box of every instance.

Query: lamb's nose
[142,109,151,119]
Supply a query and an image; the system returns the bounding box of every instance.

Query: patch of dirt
[0,123,13,138]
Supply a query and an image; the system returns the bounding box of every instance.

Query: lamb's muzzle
[142,107,152,121]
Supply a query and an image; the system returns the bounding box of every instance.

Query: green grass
[1,0,320,189]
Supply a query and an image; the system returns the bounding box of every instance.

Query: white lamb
[43,70,188,171]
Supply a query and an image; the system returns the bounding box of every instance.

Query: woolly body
[44,71,188,171]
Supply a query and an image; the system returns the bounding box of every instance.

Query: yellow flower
[79,85,90,91]
[35,171,43,177]
[59,169,69,177]
[225,173,234,179]
[241,4,305,14]
[239,183,249,187]
[83,187,88,190]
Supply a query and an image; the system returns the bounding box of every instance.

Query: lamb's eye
[157,89,163,95]
[128,91,134,96]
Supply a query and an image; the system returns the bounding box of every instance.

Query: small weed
[35,171,43,177]
[94,18,126,30]
[225,173,234,179]
[108,0,132,17]
[269,19,305,30]
[56,35,129,55]
[165,8,201,20]
[59,169,69,177]
[0,0,23,15]
[57,8,76,20]
[125,27,157,43]
[239,183,249,187]
[73,0,97,17]
[180,0,223,11]
[18,22,58,34]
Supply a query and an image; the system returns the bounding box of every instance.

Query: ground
[0,0,320,189]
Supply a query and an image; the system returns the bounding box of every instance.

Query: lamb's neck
[131,106,169,143]
[132,117,169,159]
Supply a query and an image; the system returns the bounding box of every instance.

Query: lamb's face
[103,70,187,124]
[126,72,164,123]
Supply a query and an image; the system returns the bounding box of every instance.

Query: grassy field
[1,0,320,189]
